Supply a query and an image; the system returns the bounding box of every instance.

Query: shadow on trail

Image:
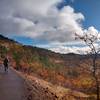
[0,65,8,75]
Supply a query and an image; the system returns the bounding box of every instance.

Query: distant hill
[0,34,18,43]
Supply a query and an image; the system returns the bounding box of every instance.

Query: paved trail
[0,65,26,100]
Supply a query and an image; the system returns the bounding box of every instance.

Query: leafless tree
[75,32,100,100]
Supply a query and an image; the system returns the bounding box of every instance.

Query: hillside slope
[0,35,98,99]
[16,71,90,100]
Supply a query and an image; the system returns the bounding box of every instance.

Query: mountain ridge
[0,34,82,56]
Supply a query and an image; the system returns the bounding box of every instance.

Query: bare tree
[75,32,100,100]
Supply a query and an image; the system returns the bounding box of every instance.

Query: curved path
[0,65,26,100]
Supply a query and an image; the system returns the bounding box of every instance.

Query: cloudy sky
[0,0,100,54]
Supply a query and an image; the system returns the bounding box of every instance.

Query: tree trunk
[93,53,100,100]
[95,77,100,100]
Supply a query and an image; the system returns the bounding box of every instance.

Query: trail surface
[0,65,25,100]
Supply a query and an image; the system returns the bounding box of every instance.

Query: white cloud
[37,41,90,54]
[44,42,99,54]
[37,26,100,54]
[0,0,100,54]
[36,6,84,42]
[0,0,84,42]
[83,26,100,38]
[49,46,88,54]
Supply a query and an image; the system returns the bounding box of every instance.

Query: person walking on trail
[3,57,9,72]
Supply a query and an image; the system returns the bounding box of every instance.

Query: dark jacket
[3,58,8,67]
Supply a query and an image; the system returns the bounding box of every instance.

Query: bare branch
[75,32,100,100]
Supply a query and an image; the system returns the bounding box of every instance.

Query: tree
[13,51,21,70]
[75,32,100,100]
[0,45,8,58]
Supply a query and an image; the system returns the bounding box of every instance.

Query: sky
[0,0,100,54]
